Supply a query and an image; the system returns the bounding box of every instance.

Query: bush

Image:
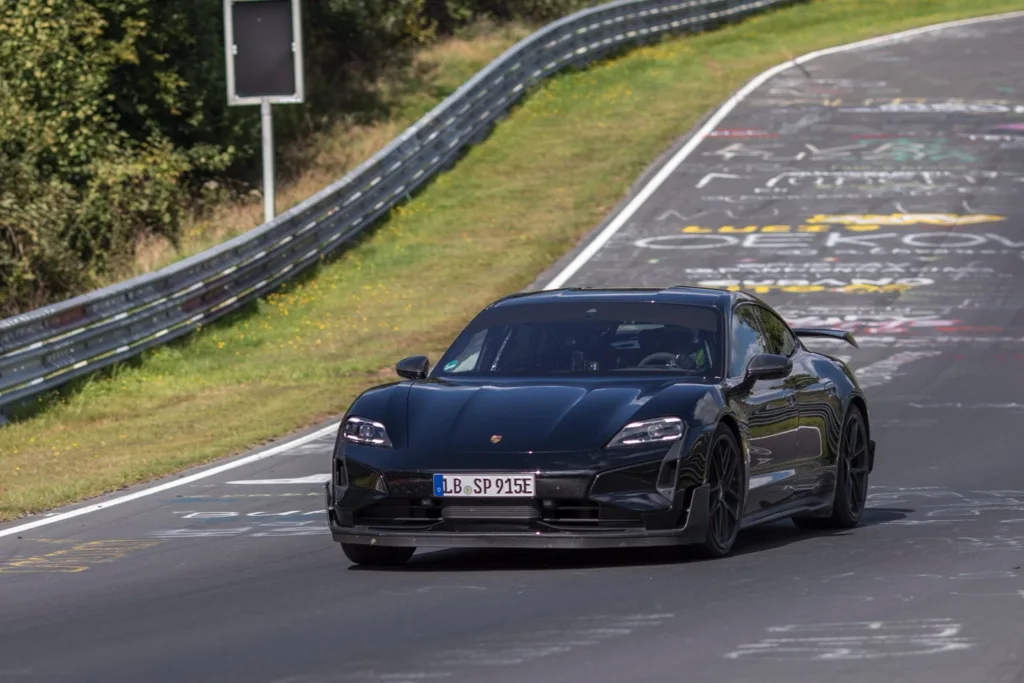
[0,0,218,314]
[0,0,600,316]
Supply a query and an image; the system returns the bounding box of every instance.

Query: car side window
[755,306,799,357]
[730,305,767,377]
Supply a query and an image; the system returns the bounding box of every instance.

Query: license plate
[432,473,536,498]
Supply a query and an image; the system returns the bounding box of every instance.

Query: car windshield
[433,301,723,378]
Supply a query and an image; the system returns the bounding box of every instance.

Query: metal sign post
[260,99,275,222]
[223,0,305,223]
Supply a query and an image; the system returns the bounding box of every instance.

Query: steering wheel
[638,352,679,367]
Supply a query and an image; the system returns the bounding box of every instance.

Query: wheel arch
[716,412,743,445]
[847,394,869,433]
[846,393,873,473]
[711,412,747,483]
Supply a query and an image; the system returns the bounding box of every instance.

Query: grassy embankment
[2,0,1022,521]
[131,20,536,275]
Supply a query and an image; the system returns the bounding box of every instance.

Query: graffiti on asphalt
[634,231,1024,255]
[693,277,932,295]
[779,312,963,335]
[762,77,892,98]
[708,128,778,138]
[703,140,978,163]
[839,101,1024,114]
[0,540,163,574]
[725,619,975,661]
[695,170,1015,192]
[685,263,1002,277]
[806,213,1005,226]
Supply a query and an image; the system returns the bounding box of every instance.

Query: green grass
[2,0,1021,522]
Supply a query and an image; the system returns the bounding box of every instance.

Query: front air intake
[440,505,541,521]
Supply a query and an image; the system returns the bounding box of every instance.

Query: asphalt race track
[3,13,1024,683]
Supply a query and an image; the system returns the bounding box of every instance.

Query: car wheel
[694,424,746,558]
[341,543,416,567]
[793,406,870,530]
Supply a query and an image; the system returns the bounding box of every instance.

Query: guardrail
[0,0,794,415]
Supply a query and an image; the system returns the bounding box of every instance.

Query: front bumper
[326,482,710,549]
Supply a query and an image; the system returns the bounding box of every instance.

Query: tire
[793,406,870,531]
[341,543,416,567]
[693,423,747,558]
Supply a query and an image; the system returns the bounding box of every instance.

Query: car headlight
[606,417,685,448]
[341,416,392,448]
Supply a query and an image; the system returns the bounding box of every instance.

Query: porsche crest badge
[490,434,502,444]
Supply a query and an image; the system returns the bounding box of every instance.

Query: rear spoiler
[791,328,859,348]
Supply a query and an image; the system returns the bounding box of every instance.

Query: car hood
[402,377,703,453]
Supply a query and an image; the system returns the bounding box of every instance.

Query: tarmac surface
[2,12,1024,683]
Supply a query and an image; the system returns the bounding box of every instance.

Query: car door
[752,305,830,495]
[730,303,800,514]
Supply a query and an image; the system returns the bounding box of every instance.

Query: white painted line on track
[227,474,332,485]
[541,9,1024,290]
[0,423,339,539]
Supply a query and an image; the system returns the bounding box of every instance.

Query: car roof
[486,285,760,311]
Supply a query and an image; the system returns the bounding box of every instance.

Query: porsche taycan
[325,286,875,565]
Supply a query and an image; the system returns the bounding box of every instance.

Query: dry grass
[3,0,1022,521]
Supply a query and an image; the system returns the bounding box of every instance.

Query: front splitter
[328,485,710,549]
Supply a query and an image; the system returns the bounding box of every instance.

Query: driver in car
[640,326,708,371]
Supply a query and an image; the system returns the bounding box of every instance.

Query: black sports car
[326,286,875,566]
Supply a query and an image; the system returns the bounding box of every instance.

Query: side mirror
[396,355,430,381]
[745,354,792,382]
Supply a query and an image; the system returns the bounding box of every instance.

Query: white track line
[4,10,1023,541]
[0,423,338,539]
[226,474,332,485]
[542,9,1024,290]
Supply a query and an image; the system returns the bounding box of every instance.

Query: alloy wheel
[707,432,744,550]
[843,412,870,518]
